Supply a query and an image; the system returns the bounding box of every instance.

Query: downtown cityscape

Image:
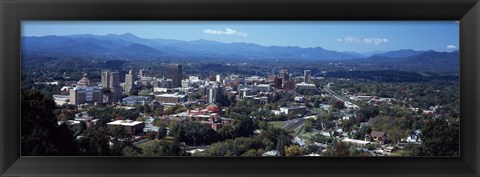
[21,21,460,156]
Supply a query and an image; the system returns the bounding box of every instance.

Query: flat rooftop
[156,93,185,98]
[107,120,144,126]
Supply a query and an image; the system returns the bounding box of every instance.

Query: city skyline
[22,21,459,53]
[20,21,460,157]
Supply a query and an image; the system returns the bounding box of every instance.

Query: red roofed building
[187,105,231,131]
[206,104,221,112]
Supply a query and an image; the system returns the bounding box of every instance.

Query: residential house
[365,131,387,144]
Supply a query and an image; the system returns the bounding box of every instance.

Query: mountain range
[22,33,456,61]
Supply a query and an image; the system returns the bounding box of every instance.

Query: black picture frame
[1,0,479,176]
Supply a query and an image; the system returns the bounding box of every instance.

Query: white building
[279,106,307,115]
[296,82,316,90]
[294,96,305,102]
[156,93,186,103]
[153,87,168,93]
[53,95,70,105]
[181,80,190,88]
[216,74,223,83]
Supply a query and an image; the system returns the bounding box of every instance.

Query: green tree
[168,122,180,137]
[21,90,79,156]
[331,100,345,110]
[258,121,269,130]
[154,107,164,116]
[143,140,183,156]
[285,145,304,156]
[146,131,156,140]
[304,119,314,132]
[276,136,287,156]
[73,121,87,137]
[144,103,151,115]
[219,125,237,139]
[387,127,405,144]
[136,116,145,122]
[241,149,260,156]
[157,124,168,139]
[418,119,459,156]
[354,126,372,140]
[78,126,111,156]
[52,123,80,155]
[122,146,142,156]
[109,126,135,156]
[153,118,164,127]
[417,108,424,115]
[175,107,188,114]
[324,142,351,157]
[182,121,220,146]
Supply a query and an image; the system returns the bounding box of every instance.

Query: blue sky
[22,21,459,53]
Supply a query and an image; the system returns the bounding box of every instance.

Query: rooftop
[107,120,144,126]
[156,93,186,98]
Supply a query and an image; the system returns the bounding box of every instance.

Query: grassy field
[294,125,304,136]
[311,108,326,113]
[136,137,174,149]
[298,131,319,141]
[136,140,155,149]
[268,121,287,128]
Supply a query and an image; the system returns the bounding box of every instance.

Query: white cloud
[446,44,457,49]
[337,35,389,45]
[203,28,247,37]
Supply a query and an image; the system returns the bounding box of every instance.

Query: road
[323,87,359,109]
[283,117,305,131]
[323,87,347,103]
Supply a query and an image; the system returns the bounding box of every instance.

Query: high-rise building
[101,71,123,102]
[125,70,134,93]
[101,71,110,89]
[216,74,222,83]
[283,80,296,91]
[207,87,217,104]
[304,70,312,83]
[274,76,283,89]
[111,86,123,102]
[279,68,289,82]
[109,72,120,88]
[207,85,225,104]
[165,64,182,88]
[139,69,145,78]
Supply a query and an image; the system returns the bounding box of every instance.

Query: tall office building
[207,87,217,104]
[207,85,225,104]
[101,71,123,102]
[139,69,145,78]
[279,68,289,82]
[101,71,110,89]
[165,64,183,88]
[109,72,120,88]
[125,70,134,93]
[274,75,283,89]
[216,74,222,83]
[304,70,312,83]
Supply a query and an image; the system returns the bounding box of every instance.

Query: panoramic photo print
[21,21,459,156]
